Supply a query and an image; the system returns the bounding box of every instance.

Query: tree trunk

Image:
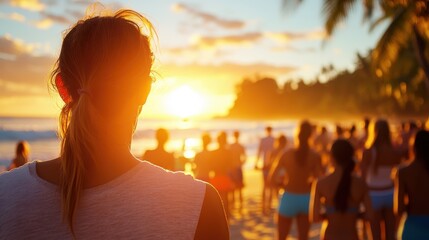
[413,24,429,91]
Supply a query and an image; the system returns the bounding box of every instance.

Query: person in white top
[255,126,275,214]
[361,119,401,240]
[0,9,228,240]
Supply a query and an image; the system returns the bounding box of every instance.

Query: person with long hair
[0,9,229,239]
[310,139,373,240]
[395,130,429,239]
[361,119,401,240]
[269,121,323,240]
[7,141,30,170]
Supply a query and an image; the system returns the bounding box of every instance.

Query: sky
[0,0,388,119]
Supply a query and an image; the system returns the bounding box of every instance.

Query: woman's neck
[83,128,138,187]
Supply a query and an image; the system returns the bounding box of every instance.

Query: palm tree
[283,0,429,86]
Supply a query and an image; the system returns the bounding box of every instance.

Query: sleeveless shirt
[0,161,205,239]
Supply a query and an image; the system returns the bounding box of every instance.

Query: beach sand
[229,169,321,240]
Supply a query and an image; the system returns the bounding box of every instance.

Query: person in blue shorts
[269,121,323,240]
[311,139,373,240]
[361,119,402,240]
[395,130,429,239]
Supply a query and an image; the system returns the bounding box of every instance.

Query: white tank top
[366,149,394,189]
[0,161,206,239]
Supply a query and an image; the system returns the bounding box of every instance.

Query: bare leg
[262,185,266,213]
[267,186,272,212]
[371,210,382,240]
[278,215,293,240]
[383,208,396,240]
[239,188,243,210]
[231,189,236,209]
[296,214,309,240]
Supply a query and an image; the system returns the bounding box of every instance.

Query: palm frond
[372,6,414,74]
[323,0,359,36]
[369,14,391,32]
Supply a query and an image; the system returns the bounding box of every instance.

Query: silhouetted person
[194,132,212,182]
[361,119,401,240]
[359,117,371,149]
[314,126,330,155]
[314,126,331,170]
[210,131,234,218]
[399,121,420,161]
[269,121,323,240]
[311,139,373,240]
[255,126,275,213]
[7,141,30,171]
[143,128,175,171]
[336,124,344,139]
[229,130,246,210]
[348,125,359,149]
[395,130,429,239]
[266,134,288,213]
[0,10,229,239]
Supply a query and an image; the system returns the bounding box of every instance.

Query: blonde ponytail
[58,94,95,234]
[50,9,156,235]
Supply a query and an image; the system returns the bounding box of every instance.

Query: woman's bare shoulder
[35,158,61,185]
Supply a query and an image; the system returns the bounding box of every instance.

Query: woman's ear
[137,78,152,106]
[55,73,72,104]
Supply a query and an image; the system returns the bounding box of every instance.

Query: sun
[165,85,205,118]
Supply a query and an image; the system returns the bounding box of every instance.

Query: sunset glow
[164,85,206,118]
[0,0,388,118]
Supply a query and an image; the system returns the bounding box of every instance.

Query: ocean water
[0,117,299,172]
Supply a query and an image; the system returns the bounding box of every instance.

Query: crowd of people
[142,129,247,218]
[265,118,428,240]
[4,115,429,240]
[139,117,429,240]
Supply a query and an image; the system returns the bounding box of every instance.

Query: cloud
[193,32,263,48]
[0,12,25,22]
[31,18,53,29]
[0,35,54,89]
[70,0,94,6]
[172,3,246,30]
[159,62,296,94]
[271,46,316,53]
[190,30,325,49]
[29,12,73,29]
[265,29,327,43]
[40,11,72,25]
[66,9,84,19]
[0,34,35,56]
[6,0,45,11]
[164,29,324,57]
